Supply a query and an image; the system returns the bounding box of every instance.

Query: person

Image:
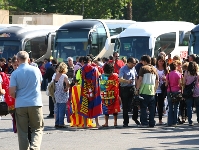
[121,57,127,64]
[74,56,84,76]
[166,62,182,126]
[78,56,102,128]
[67,57,74,84]
[39,61,46,91]
[113,52,125,74]
[9,51,44,150]
[188,54,196,62]
[29,58,38,67]
[166,54,173,65]
[119,57,138,127]
[155,56,168,125]
[44,59,58,118]
[100,62,120,127]
[52,62,70,128]
[11,55,18,70]
[183,62,198,126]
[136,55,159,127]
[3,57,14,74]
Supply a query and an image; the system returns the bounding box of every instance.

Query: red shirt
[114,60,125,74]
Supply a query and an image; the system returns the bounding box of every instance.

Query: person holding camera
[119,57,138,127]
[136,55,159,128]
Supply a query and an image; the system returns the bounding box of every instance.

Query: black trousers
[120,86,135,125]
[49,96,54,116]
[155,93,164,121]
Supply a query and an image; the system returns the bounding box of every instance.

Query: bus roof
[119,21,195,38]
[0,25,59,40]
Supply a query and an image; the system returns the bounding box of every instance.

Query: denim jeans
[194,97,199,123]
[167,92,179,126]
[185,97,194,124]
[55,103,66,125]
[140,94,156,127]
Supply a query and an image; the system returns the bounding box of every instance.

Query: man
[113,52,125,74]
[9,51,44,150]
[11,55,18,70]
[119,57,137,127]
[0,57,6,72]
[188,54,196,62]
[136,55,159,127]
[74,56,84,76]
[44,59,57,118]
[67,57,74,84]
[29,58,38,67]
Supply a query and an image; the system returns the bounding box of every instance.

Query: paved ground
[0,91,199,150]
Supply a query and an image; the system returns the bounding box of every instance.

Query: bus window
[106,23,132,36]
[154,32,176,57]
[0,41,20,58]
[179,31,190,46]
[25,36,47,59]
[90,23,106,56]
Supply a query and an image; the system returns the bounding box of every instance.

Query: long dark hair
[156,55,168,75]
[188,62,198,76]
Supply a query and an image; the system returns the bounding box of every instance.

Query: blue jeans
[185,97,194,124]
[55,103,66,125]
[194,97,199,123]
[140,94,156,127]
[167,92,179,126]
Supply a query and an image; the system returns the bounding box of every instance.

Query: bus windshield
[115,36,151,60]
[0,41,20,58]
[54,29,89,62]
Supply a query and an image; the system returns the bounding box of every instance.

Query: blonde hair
[57,62,68,73]
[174,60,182,65]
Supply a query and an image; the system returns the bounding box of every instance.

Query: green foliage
[2,0,199,24]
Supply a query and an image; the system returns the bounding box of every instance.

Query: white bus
[52,19,136,62]
[0,25,59,61]
[110,21,195,60]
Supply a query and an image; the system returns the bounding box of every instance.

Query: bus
[188,24,199,56]
[112,21,195,60]
[0,25,59,61]
[52,19,136,62]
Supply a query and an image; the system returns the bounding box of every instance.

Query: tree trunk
[127,1,132,20]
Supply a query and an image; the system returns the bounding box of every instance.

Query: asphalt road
[0,91,199,150]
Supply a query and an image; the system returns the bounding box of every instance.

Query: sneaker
[134,119,141,125]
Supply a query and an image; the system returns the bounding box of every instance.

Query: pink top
[166,70,182,92]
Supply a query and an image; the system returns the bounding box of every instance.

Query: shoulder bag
[182,75,197,99]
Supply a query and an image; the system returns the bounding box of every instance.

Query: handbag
[168,73,183,103]
[182,76,197,98]
[0,102,9,116]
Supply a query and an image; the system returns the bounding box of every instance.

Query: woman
[100,62,120,127]
[53,62,70,128]
[166,62,183,126]
[155,55,168,125]
[183,62,198,126]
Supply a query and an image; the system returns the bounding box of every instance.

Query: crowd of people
[1,51,199,149]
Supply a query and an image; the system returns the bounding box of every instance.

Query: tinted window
[24,36,47,60]
[0,41,20,58]
[179,31,190,46]
[154,32,176,57]
[106,23,132,36]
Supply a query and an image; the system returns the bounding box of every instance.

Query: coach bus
[0,25,59,61]
[113,21,195,60]
[52,19,135,62]
[188,24,199,56]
